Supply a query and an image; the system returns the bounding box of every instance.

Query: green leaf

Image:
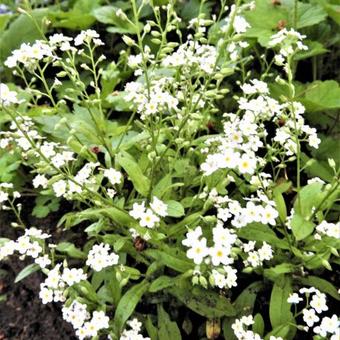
[0,13,12,32]
[253,313,265,337]
[117,151,150,197]
[290,213,315,241]
[158,305,181,340]
[234,281,263,316]
[264,263,295,282]
[56,242,86,259]
[296,276,340,301]
[15,263,40,283]
[296,3,327,28]
[93,6,137,34]
[265,324,291,340]
[238,223,289,249]
[301,81,340,112]
[152,174,172,198]
[166,200,185,217]
[149,276,176,293]
[244,0,288,47]
[168,281,235,318]
[145,248,193,273]
[32,195,60,218]
[113,280,150,333]
[49,0,100,30]
[294,182,324,217]
[145,315,158,340]
[75,280,100,303]
[269,276,293,329]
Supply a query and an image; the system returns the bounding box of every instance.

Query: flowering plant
[0,0,339,339]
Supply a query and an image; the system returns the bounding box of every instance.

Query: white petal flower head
[139,209,160,228]
[186,238,209,265]
[310,292,328,314]
[303,308,320,327]
[260,205,279,226]
[233,16,250,34]
[129,202,146,220]
[210,245,232,266]
[238,153,257,175]
[52,180,67,197]
[150,196,168,217]
[32,174,48,189]
[0,83,20,106]
[39,287,54,304]
[103,168,122,185]
[287,292,303,304]
[211,270,227,288]
[182,226,203,247]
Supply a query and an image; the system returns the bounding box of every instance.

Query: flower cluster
[39,263,87,304]
[182,224,238,289]
[201,77,319,177]
[232,315,283,340]
[129,196,168,229]
[288,287,339,339]
[86,243,119,272]
[62,301,109,339]
[0,227,50,268]
[162,40,217,75]
[315,221,340,239]
[269,28,308,66]
[124,78,179,120]
[242,241,273,268]
[5,30,103,71]
[120,318,150,340]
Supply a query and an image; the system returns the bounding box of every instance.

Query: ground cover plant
[0,0,339,339]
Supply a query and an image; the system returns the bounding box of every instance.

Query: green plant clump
[0,0,339,339]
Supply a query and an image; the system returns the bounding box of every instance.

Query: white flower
[212,224,237,248]
[52,180,67,197]
[139,209,160,229]
[310,292,328,314]
[258,242,273,261]
[314,315,340,337]
[62,267,87,286]
[39,287,54,304]
[0,83,20,106]
[74,29,101,46]
[103,168,122,185]
[32,174,48,188]
[210,245,232,266]
[150,196,168,217]
[0,240,17,260]
[246,251,261,267]
[182,226,203,247]
[86,243,119,272]
[287,292,303,304]
[35,255,51,268]
[186,238,209,265]
[260,205,279,226]
[233,16,250,34]
[129,202,146,219]
[238,154,257,174]
[211,270,227,288]
[303,308,319,327]
[91,311,109,330]
[224,265,238,288]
